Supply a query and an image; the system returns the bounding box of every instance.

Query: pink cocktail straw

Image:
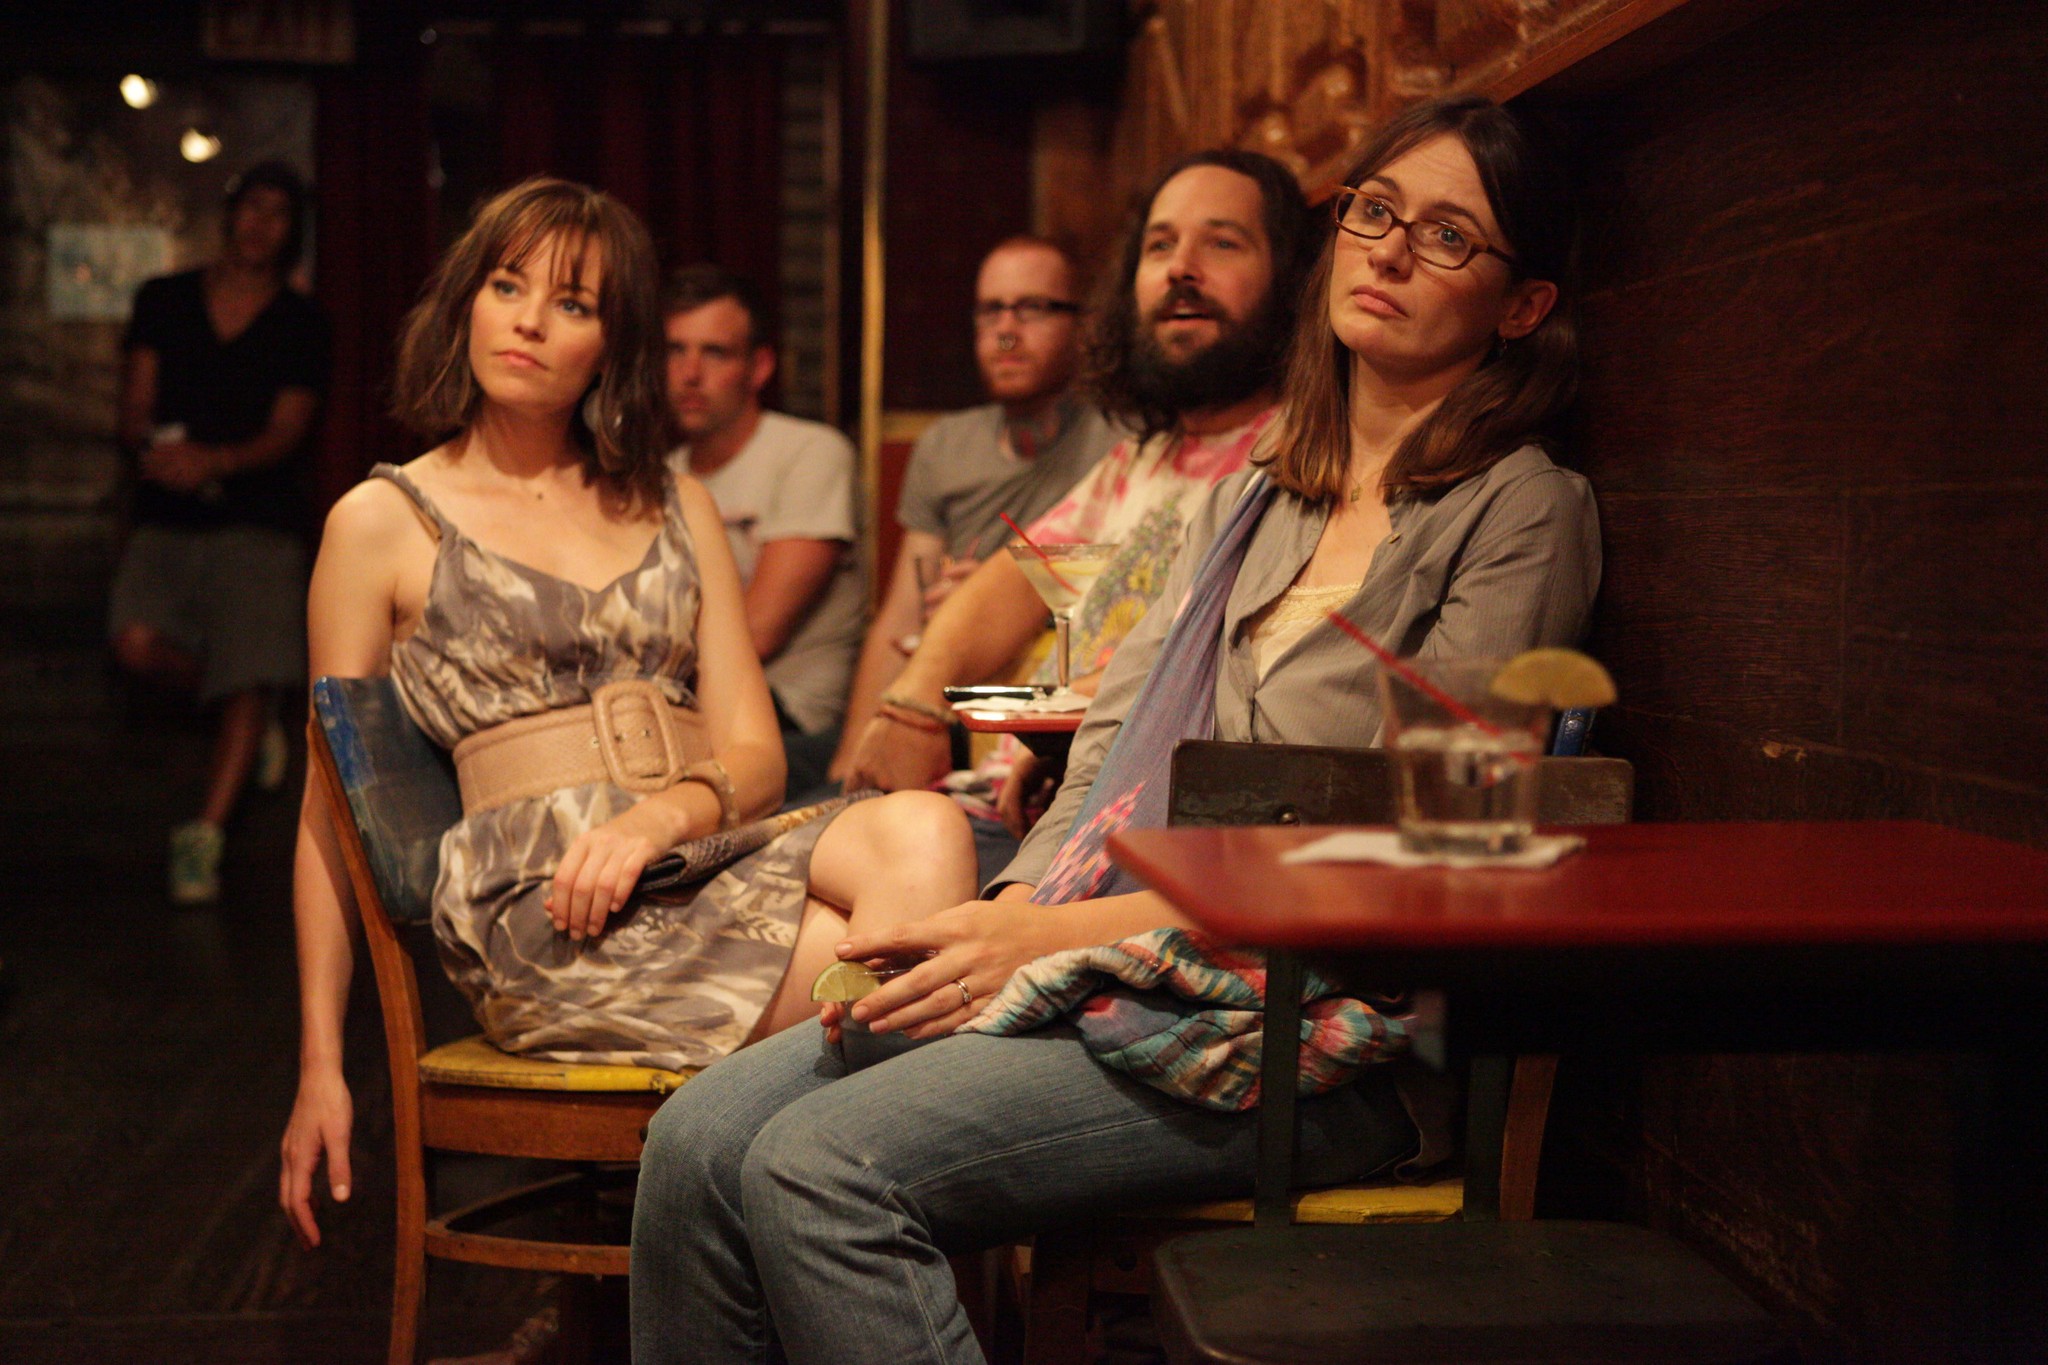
[999,511,1078,596]
[1323,611,1505,738]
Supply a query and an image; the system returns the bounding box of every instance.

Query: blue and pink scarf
[960,474,1411,1110]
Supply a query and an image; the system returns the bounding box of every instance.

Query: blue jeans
[629,1020,1415,1364]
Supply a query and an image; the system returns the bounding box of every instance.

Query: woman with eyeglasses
[630,96,1601,1365]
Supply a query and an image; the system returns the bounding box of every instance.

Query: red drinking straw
[1324,611,1505,738]
[999,511,1078,596]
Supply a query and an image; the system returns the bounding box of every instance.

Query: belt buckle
[591,679,683,794]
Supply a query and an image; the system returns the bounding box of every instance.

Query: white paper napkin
[1279,830,1585,870]
[951,691,1091,715]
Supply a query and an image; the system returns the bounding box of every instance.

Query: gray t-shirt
[896,396,1123,558]
[680,411,866,734]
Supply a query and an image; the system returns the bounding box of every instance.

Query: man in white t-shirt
[664,265,864,800]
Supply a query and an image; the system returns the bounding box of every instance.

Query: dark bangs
[392,177,669,511]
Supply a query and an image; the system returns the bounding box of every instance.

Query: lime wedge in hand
[810,960,884,1003]
[1489,648,1618,709]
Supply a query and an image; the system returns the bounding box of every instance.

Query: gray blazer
[999,444,1602,891]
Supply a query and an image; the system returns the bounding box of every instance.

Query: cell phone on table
[942,685,1051,704]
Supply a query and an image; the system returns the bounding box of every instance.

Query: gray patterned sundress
[371,464,825,1070]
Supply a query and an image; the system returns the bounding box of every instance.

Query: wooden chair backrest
[310,677,460,927]
[1169,743,1634,830]
[307,676,463,1081]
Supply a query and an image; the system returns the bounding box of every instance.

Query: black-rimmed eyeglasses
[972,297,1082,327]
[1331,190,1517,271]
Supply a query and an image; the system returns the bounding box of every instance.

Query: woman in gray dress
[630,96,1600,1365]
[278,179,974,1249]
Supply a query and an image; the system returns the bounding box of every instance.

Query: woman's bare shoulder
[670,467,716,518]
[323,469,434,554]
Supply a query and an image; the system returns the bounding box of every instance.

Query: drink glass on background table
[1378,657,1551,855]
[1006,541,1119,692]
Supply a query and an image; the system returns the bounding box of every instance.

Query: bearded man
[837,150,1316,879]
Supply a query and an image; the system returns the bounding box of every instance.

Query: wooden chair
[307,677,693,1365]
[1141,742,1792,1363]
[1022,737,1635,1364]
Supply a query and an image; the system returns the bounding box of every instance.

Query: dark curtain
[305,33,787,516]
[492,35,787,338]
[312,48,437,515]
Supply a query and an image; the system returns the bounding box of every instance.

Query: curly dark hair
[1082,149,1317,442]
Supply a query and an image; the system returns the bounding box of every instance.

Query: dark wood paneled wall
[844,0,1037,418]
[1571,0,2048,849]
[1544,0,2048,1356]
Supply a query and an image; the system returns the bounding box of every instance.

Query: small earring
[581,386,609,434]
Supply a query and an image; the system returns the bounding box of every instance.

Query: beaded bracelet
[879,691,956,729]
[877,701,948,735]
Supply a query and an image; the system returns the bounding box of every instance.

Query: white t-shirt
[677,410,865,734]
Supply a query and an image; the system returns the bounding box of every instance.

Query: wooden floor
[0,622,1163,1364]
[0,627,550,1364]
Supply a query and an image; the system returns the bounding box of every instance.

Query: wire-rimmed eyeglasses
[1331,190,1517,271]
[972,297,1082,328]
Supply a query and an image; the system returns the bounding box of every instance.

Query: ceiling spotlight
[180,128,223,163]
[120,75,159,109]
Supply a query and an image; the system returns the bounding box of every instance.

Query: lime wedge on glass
[810,960,884,1003]
[1488,648,1618,709]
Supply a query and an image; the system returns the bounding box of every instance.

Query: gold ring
[954,978,973,1008]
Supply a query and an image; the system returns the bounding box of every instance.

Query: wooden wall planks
[1544,0,2048,1354]
[1589,496,1844,736]
[1843,489,2048,789]
[876,59,1035,412]
[1566,0,2048,832]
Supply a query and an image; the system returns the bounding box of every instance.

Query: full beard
[1125,292,1291,421]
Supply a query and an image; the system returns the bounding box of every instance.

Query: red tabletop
[1109,820,2048,953]
[954,709,1086,736]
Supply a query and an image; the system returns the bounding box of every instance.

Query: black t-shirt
[123,268,331,530]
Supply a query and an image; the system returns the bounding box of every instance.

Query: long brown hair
[1083,149,1318,443]
[391,177,669,510]
[1262,97,1579,503]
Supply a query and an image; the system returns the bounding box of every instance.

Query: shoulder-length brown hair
[392,177,669,510]
[1262,97,1579,504]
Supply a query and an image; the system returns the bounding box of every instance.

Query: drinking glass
[1378,657,1551,855]
[1005,541,1119,692]
[833,962,918,1070]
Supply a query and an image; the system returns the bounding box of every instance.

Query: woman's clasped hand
[830,885,1055,1039]
[544,800,674,940]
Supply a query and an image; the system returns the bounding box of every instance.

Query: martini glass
[1006,541,1119,693]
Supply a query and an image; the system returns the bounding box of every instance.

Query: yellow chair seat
[1129,1173,1465,1226]
[419,1034,694,1095]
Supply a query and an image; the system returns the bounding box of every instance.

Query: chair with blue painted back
[307,676,692,1365]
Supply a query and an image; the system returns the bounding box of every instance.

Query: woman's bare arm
[280,480,420,1247]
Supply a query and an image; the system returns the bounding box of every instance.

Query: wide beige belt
[452,679,709,815]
